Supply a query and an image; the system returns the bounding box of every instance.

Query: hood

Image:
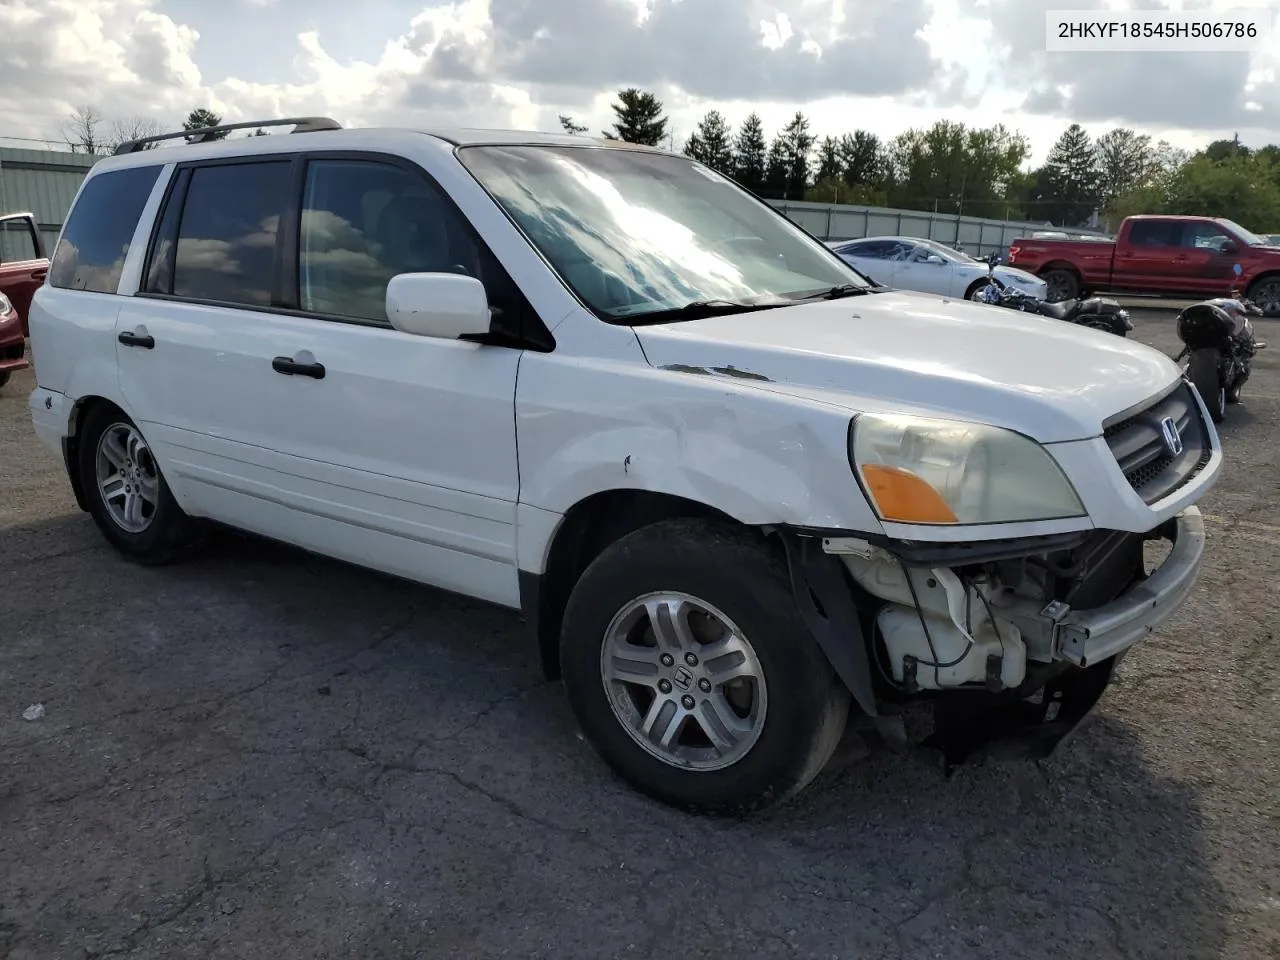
[993,265,1045,288]
[635,292,1180,443]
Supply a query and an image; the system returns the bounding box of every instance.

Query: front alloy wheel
[601,592,767,771]
[559,518,849,816]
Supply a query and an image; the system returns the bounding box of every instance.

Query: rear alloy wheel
[78,404,198,564]
[1247,277,1280,318]
[1042,269,1079,302]
[559,519,849,815]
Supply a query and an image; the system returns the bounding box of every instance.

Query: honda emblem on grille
[1159,416,1183,457]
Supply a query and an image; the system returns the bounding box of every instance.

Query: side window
[848,241,887,259]
[298,159,489,323]
[0,219,38,263]
[1128,220,1180,247]
[48,165,162,293]
[887,242,914,261]
[1182,222,1232,251]
[171,161,293,306]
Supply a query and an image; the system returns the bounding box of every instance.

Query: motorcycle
[975,254,1132,337]
[1173,284,1267,423]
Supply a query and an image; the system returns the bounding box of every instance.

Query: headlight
[849,413,1086,525]
[0,293,11,315]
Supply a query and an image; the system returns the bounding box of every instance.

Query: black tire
[1187,349,1225,423]
[1042,269,1079,302]
[0,370,10,390]
[77,403,197,564]
[1246,276,1280,318]
[559,519,850,816]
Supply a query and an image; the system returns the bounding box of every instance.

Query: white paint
[386,273,492,339]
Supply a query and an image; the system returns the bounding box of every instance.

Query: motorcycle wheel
[1187,349,1226,423]
[1226,377,1244,405]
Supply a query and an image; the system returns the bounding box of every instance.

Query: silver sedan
[827,236,1048,301]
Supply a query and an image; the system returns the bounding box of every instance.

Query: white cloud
[0,0,1276,163]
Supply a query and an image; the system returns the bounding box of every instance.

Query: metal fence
[766,199,1107,258]
[0,146,1106,262]
[0,148,97,255]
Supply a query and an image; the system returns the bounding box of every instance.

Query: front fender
[515,352,884,561]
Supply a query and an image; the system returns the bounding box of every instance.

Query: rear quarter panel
[1009,237,1116,287]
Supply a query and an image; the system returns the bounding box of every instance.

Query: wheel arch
[62,394,128,512]
[1246,270,1280,315]
[520,489,753,681]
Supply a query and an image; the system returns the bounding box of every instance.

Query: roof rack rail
[113,117,342,155]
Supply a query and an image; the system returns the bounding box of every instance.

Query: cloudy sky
[1,0,1278,165]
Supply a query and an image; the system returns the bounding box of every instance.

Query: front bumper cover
[1054,506,1205,667]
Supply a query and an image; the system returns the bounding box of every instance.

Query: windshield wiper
[625,299,790,325]
[793,284,874,301]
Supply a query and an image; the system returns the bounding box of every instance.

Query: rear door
[1113,219,1182,292]
[0,214,48,334]
[117,151,527,606]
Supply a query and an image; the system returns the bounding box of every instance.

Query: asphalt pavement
[1,312,1278,959]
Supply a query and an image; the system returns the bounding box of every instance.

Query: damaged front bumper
[778,506,1207,769]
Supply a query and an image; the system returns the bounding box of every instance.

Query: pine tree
[683,110,734,174]
[763,135,789,199]
[778,111,816,201]
[1039,123,1100,225]
[732,113,768,194]
[815,136,842,184]
[837,131,884,188]
[183,108,227,141]
[603,88,667,146]
[559,114,588,136]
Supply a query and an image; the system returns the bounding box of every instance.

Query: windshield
[457,144,872,322]
[914,239,972,263]
[1217,219,1263,245]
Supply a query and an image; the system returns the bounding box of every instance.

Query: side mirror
[386,273,490,340]
[925,254,946,265]
[1221,240,1238,254]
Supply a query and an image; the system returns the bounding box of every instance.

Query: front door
[0,214,48,334]
[1173,221,1240,295]
[1113,218,1183,293]
[116,154,524,607]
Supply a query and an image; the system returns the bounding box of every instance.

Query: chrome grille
[1103,382,1211,505]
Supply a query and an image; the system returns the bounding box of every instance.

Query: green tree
[1039,123,1101,224]
[183,107,227,141]
[683,110,735,174]
[836,131,885,190]
[732,113,768,194]
[1203,135,1249,162]
[603,88,667,145]
[762,134,790,199]
[1094,127,1156,206]
[1164,153,1280,229]
[558,114,588,135]
[814,136,842,184]
[777,111,816,201]
[885,120,1028,217]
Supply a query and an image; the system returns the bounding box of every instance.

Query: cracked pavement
[2,311,1278,959]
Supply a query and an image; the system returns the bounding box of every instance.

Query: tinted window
[1182,222,1233,251]
[0,220,38,263]
[48,165,161,293]
[172,161,292,306]
[299,159,495,323]
[1128,220,1181,246]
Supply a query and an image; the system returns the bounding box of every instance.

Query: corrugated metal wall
[768,199,1106,258]
[0,148,98,256]
[0,146,1106,261]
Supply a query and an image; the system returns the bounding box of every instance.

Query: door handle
[117,331,155,349]
[272,356,325,379]
[31,268,47,281]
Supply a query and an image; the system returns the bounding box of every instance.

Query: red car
[0,212,47,390]
[1008,215,1280,315]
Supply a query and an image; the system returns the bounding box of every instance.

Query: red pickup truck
[0,212,47,388]
[1008,215,1280,315]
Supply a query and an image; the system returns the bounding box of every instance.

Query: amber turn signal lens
[859,464,958,524]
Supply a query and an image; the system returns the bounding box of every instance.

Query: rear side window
[171,161,293,306]
[48,165,162,293]
[1128,220,1181,246]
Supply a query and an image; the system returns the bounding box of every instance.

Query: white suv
[27,118,1220,815]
